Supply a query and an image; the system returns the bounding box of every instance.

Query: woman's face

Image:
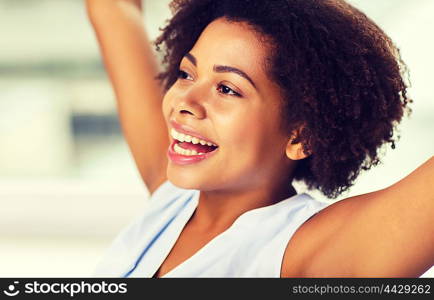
[162,18,294,192]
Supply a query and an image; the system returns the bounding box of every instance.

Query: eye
[217,84,241,97]
[177,69,193,81]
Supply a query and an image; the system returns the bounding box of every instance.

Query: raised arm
[86,0,168,194]
[296,156,434,277]
[355,156,434,276]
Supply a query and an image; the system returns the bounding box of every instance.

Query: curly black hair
[155,0,412,199]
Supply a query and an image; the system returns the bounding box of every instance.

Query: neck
[187,176,297,233]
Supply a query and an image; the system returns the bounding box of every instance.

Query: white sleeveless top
[93,180,330,278]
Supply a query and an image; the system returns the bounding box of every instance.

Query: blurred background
[0,0,432,277]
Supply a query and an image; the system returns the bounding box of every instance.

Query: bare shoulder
[281,192,365,277]
[282,156,434,277]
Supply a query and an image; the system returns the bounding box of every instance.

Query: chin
[166,165,204,190]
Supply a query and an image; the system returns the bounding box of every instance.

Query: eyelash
[177,69,242,97]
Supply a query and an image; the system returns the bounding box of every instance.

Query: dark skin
[155,18,303,277]
[87,0,434,278]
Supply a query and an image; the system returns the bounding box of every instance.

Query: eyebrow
[183,53,257,89]
[185,53,197,66]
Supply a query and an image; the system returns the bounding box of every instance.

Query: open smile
[167,128,219,165]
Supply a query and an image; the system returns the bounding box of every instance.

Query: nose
[173,85,207,120]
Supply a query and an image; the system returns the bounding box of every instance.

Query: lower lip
[167,140,218,165]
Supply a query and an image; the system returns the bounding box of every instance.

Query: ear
[285,131,311,161]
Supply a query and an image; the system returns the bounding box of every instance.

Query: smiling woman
[86,0,433,278]
[162,19,298,194]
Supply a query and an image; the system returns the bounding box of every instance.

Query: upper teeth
[170,128,217,147]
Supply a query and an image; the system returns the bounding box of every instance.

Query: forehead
[188,18,269,74]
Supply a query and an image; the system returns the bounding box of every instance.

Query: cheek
[161,89,175,119]
[220,111,270,157]
[219,106,286,166]
[162,95,169,117]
